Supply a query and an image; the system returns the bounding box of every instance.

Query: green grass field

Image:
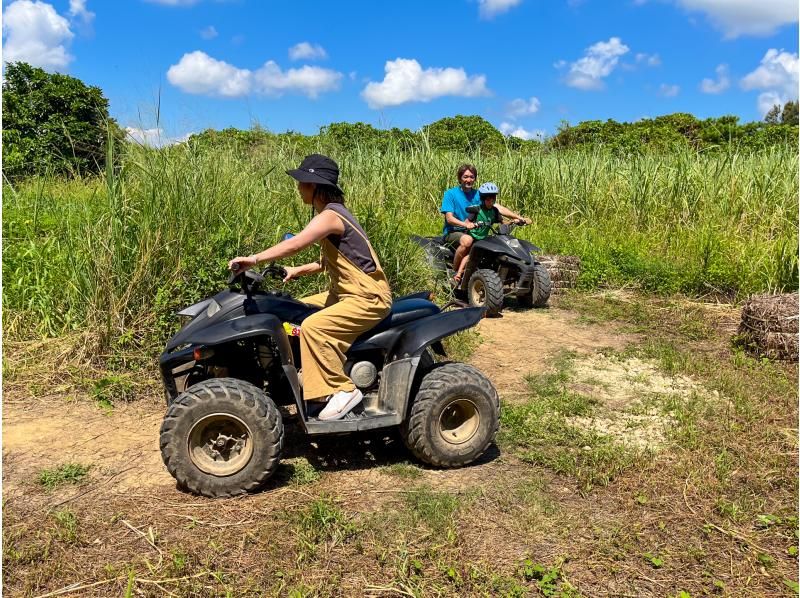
[3,140,797,350]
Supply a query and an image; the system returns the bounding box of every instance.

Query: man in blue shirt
[441,164,481,279]
[440,164,530,282]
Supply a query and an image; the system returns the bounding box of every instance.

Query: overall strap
[327,209,384,273]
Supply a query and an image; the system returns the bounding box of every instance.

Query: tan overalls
[299,206,392,401]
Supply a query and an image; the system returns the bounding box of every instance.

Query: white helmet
[478,182,499,195]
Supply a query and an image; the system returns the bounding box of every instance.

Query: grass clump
[404,485,463,537]
[294,498,357,562]
[37,463,91,490]
[380,462,424,480]
[284,458,321,486]
[52,509,79,544]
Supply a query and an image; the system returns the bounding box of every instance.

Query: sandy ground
[470,306,635,399]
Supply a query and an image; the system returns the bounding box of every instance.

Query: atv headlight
[506,238,521,249]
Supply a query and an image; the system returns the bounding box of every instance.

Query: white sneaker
[318,389,363,421]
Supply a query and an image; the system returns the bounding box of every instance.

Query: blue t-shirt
[440,186,480,234]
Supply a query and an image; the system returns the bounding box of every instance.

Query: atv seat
[371,297,440,334]
[298,296,439,332]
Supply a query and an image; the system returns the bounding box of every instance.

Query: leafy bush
[551,112,799,153]
[2,62,123,178]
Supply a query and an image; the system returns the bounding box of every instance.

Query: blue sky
[3,0,798,145]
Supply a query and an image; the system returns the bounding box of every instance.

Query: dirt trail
[2,304,632,496]
[470,306,634,399]
[3,398,171,493]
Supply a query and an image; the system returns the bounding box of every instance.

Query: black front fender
[388,307,483,360]
[176,314,293,366]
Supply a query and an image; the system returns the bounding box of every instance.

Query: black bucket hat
[286,154,343,193]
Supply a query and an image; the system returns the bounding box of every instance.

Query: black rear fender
[370,307,482,426]
[388,307,483,360]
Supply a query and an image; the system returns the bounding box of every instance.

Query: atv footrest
[305,412,402,434]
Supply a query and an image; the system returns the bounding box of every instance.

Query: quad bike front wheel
[518,263,552,308]
[467,269,504,316]
[400,363,500,467]
[160,378,283,498]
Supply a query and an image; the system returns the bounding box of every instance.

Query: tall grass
[3,139,797,348]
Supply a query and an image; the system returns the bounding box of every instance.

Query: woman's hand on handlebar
[228,255,257,272]
[282,265,302,282]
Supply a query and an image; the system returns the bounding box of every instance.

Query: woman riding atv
[228,154,392,421]
[453,182,529,284]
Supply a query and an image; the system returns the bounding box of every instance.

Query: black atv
[158,263,499,498]
[412,211,551,316]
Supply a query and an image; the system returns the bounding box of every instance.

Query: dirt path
[3,398,170,494]
[470,305,635,399]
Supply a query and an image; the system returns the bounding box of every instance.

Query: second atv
[412,213,551,316]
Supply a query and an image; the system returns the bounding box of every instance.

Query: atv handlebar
[228,263,288,294]
[451,219,527,236]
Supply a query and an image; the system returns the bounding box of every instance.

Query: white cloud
[675,0,797,38]
[166,51,342,99]
[635,52,661,67]
[754,90,786,116]
[506,96,540,119]
[479,0,522,19]
[167,51,251,97]
[700,64,730,93]
[361,58,489,109]
[254,62,341,98]
[658,83,680,97]
[499,122,545,140]
[68,0,94,25]
[200,26,217,40]
[289,42,327,61]
[741,49,798,94]
[125,127,193,148]
[740,49,799,115]
[562,37,629,90]
[2,0,74,71]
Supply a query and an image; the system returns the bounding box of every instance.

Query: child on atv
[453,182,526,284]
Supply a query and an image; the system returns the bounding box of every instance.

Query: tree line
[3,61,798,180]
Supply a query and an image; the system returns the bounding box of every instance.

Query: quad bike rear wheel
[400,363,499,467]
[467,269,504,316]
[518,263,551,308]
[160,378,283,498]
